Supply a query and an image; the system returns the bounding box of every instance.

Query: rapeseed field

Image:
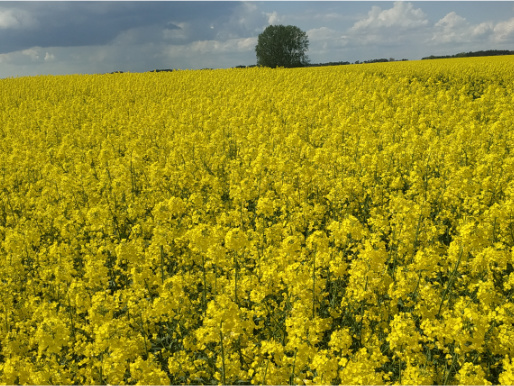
[1,56,514,384]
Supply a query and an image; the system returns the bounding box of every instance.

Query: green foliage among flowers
[1,56,514,384]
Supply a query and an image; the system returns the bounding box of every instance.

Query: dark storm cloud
[0,2,238,54]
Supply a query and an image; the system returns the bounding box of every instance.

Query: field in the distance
[1,57,514,384]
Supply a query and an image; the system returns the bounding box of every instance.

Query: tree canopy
[255,25,309,68]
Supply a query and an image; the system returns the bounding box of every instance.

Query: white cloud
[236,37,257,51]
[0,10,19,29]
[493,18,514,42]
[345,2,429,48]
[431,12,470,44]
[0,46,46,65]
[266,11,281,26]
[22,48,41,61]
[430,12,514,46]
[308,27,338,41]
[187,37,257,54]
[44,52,55,62]
[307,27,348,52]
[0,8,37,29]
[351,2,428,31]
[435,12,467,30]
[158,36,258,69]
[472,22,494,38]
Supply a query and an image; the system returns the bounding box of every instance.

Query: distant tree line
[149,69,174,72]
[307,61,351,67]
[235,62,350,69]
[107,69,175,74]
[355,58,408,64]
[235,58,410,69]
[422,50,514,60]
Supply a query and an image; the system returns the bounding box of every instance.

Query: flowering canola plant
[1,56,514,385]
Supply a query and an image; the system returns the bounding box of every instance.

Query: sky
[1,1,514,78]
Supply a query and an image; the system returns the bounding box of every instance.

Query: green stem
[214,263,218,296]
[160,245,165,284]
[399,356,402,384]
[443,351,458,385]
[138,313,149,358]
[220,321,227,385]
[263,358,270,385]
[312,249,316,320]
[410,210,423,264]
[437,245,463,318]
[290,349,297,385]
[235,252,240,306]
[358,276,368,345]
[201,254,207,313]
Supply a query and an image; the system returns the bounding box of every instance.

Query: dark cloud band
[0,2,238,54]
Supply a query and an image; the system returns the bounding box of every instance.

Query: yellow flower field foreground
[1,56,514,384]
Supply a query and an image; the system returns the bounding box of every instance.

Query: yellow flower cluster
[1,56,514,384]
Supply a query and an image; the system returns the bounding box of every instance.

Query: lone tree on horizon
[255,25,309,68]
